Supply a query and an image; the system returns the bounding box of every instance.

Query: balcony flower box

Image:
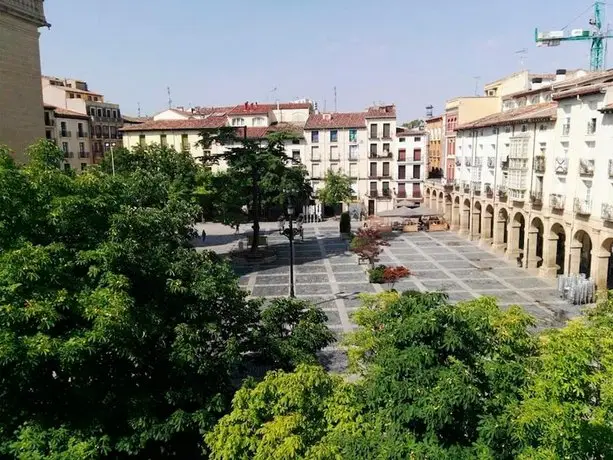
[550,194,565,210]
[579,159,595,177]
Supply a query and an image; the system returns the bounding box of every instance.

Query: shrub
[368,265,386,283]
[339,211,351,234]
[382,266,411,289]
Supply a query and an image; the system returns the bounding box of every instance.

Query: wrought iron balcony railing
[550,193,565,210]
[579,158,595,177]
[573,198,592,215]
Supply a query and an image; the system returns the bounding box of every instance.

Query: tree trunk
[251,171,260,253]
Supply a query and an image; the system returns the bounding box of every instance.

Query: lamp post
[104,141,116,176]
[279,191,302,298]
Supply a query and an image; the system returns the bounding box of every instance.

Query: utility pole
[167,86,172,109]
[333,86,337,112]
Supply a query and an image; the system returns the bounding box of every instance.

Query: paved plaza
[197,222,582,350]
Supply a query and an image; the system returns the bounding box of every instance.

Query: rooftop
[304,112,366,129]
[457,102,557,130]
[119,117,228,132]
[365,105,396,119]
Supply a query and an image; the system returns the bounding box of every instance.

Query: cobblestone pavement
[196,223,581,371]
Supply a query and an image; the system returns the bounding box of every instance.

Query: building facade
[43,105,94,171]
[395,127,426,204]
[0,0,47,161]
[425,115,443,175]
[42,76,122,163]
[426,70,613,292]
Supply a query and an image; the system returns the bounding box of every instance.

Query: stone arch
[482,204,495,242]
[508,212,526,265]
[425,188,431,206]
[431,189,437,209]
[451,195,461,229]
[472,201,482,238]
[493,207,509,253]
[460,198,471,234]
[550,223,566,275]
[438,191,444,212]
[598,237,613,290]
[572,230,593,277]
[528,217,545,269]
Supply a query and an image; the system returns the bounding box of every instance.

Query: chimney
[555,69,567,82]
[322,113,332,121]
[244,101,249,109]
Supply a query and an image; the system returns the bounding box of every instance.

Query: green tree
[0,141,330,458]
[198,128,311,251]
[318,169,353,209]
[402,119,424,129]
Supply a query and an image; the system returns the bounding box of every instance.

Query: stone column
[480,213,493,248]
[593,250,611,292]
[525,229,540,270]
[445,202,452,223]
[492,216,507,254]
[567,242,582,275]
[540,234,559,278]
[459,209,470,235]
[470,211,481,241]
[506,222,521,262]
[451,205,460,231]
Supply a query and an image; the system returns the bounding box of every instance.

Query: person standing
[201,229,206,243]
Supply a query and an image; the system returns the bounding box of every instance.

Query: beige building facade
[0,0,48,161]
[43,105,94,171]
[427,70,613,292]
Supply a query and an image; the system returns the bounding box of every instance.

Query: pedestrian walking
[201,229,206,243]
[234,223,240,234]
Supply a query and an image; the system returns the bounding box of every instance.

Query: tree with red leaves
[382,266,411,289]
[350,228,390,268]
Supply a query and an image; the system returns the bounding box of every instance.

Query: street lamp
[104,141,116,176]
[279,191,303,298]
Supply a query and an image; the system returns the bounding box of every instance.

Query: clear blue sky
[40,0,604,120]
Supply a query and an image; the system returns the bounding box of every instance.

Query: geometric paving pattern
[231,225,582,347]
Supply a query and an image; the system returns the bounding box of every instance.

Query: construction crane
[535,1,613,71]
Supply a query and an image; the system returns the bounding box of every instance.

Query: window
[231,117,245,126]
[521,125,527,132]
[311,146,320,160]
[181,134,189,151]
[60,121,67,133]
[102,126,109,138]
[329,145,339,160]
[370,144,377,156]
[369,162,377,177]
[311,131,319,143]
[292,138,300,145]
[349,163,358,178]
[383,123,390,138]
[139,135,146,147]
[349,144,359,160]
[349,129,357,142]
[382,162,390,177]
[252,117,265,126]
[62,142,68,153]
[413,148,422,161]
[77,123,83,136]
[160,134,167,147]
[95,125,101,137]
[330,130,338,142]
[311,163,320,178]
[412,183,421,197]
[370,124,377,138]
[111,127,117,139]
[97,109,102,117]
[117,109,121,118]
[383,143,390,154]
[69,93,74,99]
[398,149,406,161]
[292,150,300,162]
[588,118,597,134]
[79,142,85,154]
[398,183,406,197]
[64,163,71,171]
[399,137,405,143]
[90,107,96,116]
[539,124,546,131]
[382,182,390,196]
[413,165,421,179]
[398,165,406,179]
[81,163,87,171]
[105,109,111,118]
[414,136,421,142]
[369,182,377,195]
[112,109,117,119]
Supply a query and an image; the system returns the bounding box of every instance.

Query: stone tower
[0,0,48,162]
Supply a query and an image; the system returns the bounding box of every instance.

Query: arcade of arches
[424,186,613,292]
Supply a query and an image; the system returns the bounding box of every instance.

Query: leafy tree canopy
[318,169,353,206]
[0,140,330,458]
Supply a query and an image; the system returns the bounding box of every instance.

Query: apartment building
[42,76,123,163]
[425,115,443,175]
[395,127,426,204]
[0,0,48,161]
[43,105,93,171]
[426,69,613,292]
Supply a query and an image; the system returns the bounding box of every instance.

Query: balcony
[501,159,509,171]
[369,190,379,198]
[602,203,613,221]
[77,131,88,138]
[579,159,595,177]
[487,156,496,169]
[586,122,596,135]
[562,124,570,136]
[471,181,481,194]
[368,132,379,140]
[455,158,462,167]
[534,155,546,173]
[60,131,72,138]
[397,191,407,198]
[465,158,472,167]
[369,151,393,159]
[550,194,565,210]
[44,118,55,127]
[530,191,543,205]
[498,186,508,200]
[484,183,493,196]
[381,189,392,199]
[554,157,568,174]
[574,198,592,215]
[463,182,470,192]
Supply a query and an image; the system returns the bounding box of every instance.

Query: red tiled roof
[304,112,366,129]
[119,116,227,132]
[365,105,396,119]
[229,102,311,115]
[231,126,270,139]
[52,107,90,119]
[457,102,557,130]
[552,83,610,100]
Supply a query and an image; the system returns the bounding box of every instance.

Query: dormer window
[232,117,245,126]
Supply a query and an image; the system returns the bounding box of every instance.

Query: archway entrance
[472,201,482,240]
[551,223,566,275]
[438,192,444,213]
[482,204,494,242]
[571,230,593,277]
[445,194,453,224]
[527,217,544,269]
[461,199,471,234]
[425,188,431,207]
[594,238,613,291]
